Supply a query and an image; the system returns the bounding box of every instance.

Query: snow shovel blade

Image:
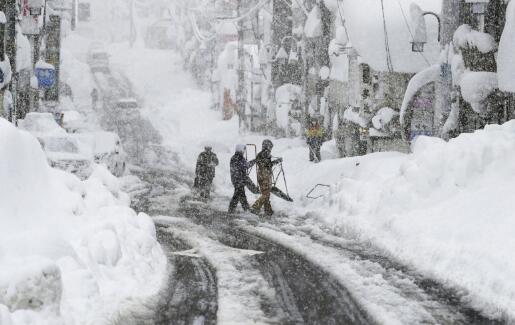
[245,177,261,194]
[271,186,294,202]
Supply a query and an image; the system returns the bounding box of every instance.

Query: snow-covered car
[87,44,110,73]
[62,110,92,133]
[144,19,177,49]
[18,112,66,136]
[85,131,127,177]
[38,135,93,179]
[112,98,140,118]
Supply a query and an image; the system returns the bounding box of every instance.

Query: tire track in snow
[240,213,502,325]
[153,229,217,325]
[156,217,287,325]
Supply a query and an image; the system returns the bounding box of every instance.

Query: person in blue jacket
[228,144,255,213]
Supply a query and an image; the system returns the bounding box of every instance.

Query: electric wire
[188,12,216,42]
[220,0,271,23]
[380,0,394,72]
[335,0,350,44]
[292,0,309,16]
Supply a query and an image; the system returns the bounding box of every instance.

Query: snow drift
[0,119,166,324]
[291,121,515,320]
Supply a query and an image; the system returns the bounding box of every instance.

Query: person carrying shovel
[228,144,255,214]
[306,118,325,163]
[250,139,282,217]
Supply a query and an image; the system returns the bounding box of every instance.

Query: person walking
[91,88,99,109]
[251,139,282,217]
[194,146,219,200]
[306,118,325,162]
[228,144,255,213]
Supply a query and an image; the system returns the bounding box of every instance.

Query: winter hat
[235,144,246,153]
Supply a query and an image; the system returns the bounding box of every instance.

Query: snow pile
[328,38,349,82]
[497,0,515,92]
[343,107,368,127]
[16,31,32,72]
[294,121,515,320]
[453,24,497,53]
[460,71,498,113]
[304,5,322,38]
[0,119,166,324]
[372,107,398,130]
[275,84,301,129]
[400,64,439,126]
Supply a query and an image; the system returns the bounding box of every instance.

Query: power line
[220,0,270,23]
[335,0,350,43]
[292,0,308,16]
[380,0,394,72]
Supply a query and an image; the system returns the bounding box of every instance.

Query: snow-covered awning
[341,0,442,73]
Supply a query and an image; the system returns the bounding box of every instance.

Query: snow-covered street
[3,0,515,324]
[97,41,505,324]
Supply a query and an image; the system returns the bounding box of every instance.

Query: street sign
[35,64,56,88]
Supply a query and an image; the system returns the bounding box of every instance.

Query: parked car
[38,135,93,180]
[77,131,127,177]
[112,98,140,118]
[62,110,92,133]
[18,112,66,136]
[144,19,177,49]
[87,43,110,73]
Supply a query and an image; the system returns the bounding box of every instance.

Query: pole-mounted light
[274,46,288,64]
[410,6,441,53]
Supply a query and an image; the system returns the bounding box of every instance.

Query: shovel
[271,162,294,202]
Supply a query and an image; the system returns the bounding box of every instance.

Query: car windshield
[43,137,79,154]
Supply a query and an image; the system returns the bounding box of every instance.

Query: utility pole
[435,0,461,136]
[45,15,61,104]
[6,0,16,122]
[0,0,6,120]
[129,0,136,47]
[237,0,246,131]
[271,0,292,88]
[0,1,4,61]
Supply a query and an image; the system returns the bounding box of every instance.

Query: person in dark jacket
[228,144,255,213]
[251,139,282,216]
[194,146,219,199]
[91,88,99,108]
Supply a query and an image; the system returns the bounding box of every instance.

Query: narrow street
[3,1,515,324]
[91,48,503,325]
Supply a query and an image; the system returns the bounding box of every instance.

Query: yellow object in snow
[306,127,324,138]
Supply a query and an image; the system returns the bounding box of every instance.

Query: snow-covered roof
[341,0,442,73]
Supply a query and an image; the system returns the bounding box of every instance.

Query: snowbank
[109,38,515,322]
[291,121,515,320]
[0,119,166,324]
